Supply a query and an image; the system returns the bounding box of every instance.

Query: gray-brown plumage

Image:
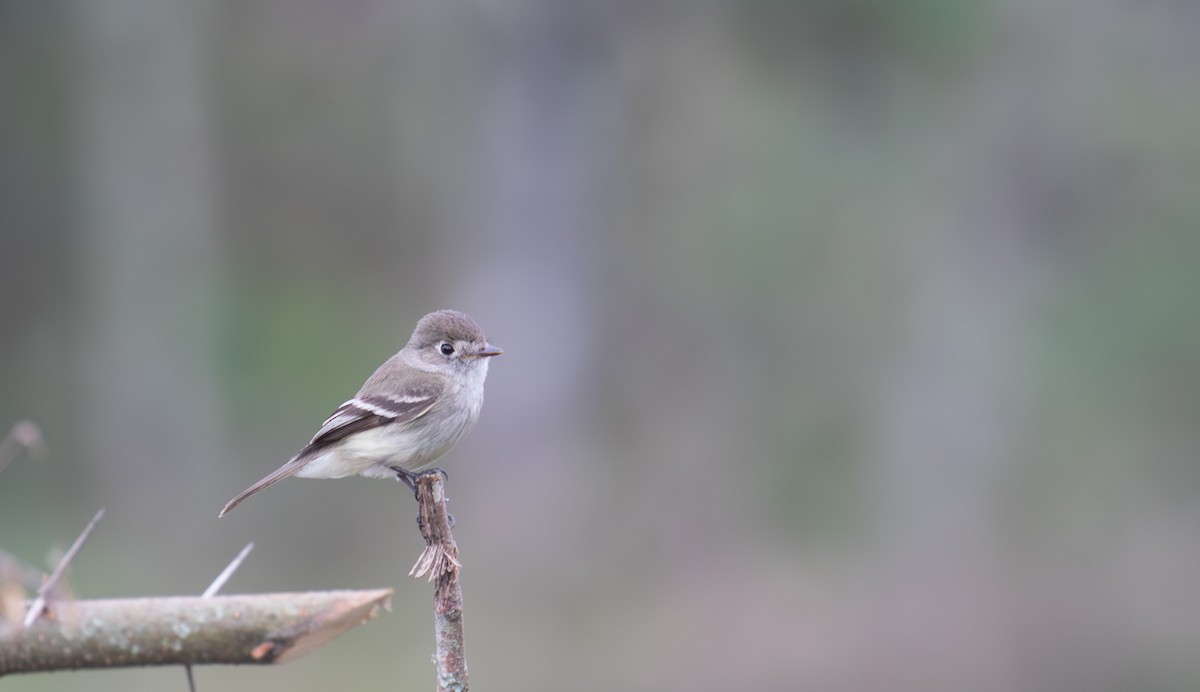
[220,310,501,517]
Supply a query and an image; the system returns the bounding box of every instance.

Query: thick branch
[412,473,468,692]
[0,589,392,676]
[186,541,256,690]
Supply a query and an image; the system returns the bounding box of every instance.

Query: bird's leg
[391,467,455,528]
[390,466,420,497]
[390,466,427,530]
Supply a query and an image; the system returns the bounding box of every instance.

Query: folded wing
[219,382,443,517]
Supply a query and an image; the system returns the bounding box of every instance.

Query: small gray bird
[220,309,501,517]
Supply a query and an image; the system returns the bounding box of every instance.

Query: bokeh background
[3,1,1200,690]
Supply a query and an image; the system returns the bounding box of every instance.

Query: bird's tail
[219,456,307,517]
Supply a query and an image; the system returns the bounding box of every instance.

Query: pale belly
[293,406,479,480]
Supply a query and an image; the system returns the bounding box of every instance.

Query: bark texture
[0,589,392,676]
[411,473,468,692]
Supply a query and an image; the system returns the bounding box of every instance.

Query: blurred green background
[3,1,1199,690]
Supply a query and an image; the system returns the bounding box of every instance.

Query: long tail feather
[219,457,307,517]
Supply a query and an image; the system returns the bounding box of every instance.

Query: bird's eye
[439,342,455,356]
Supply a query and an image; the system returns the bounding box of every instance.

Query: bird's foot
[390,466,419,497]
[393,466,455,528]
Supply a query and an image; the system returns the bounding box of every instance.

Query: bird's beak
[472,343,503,358]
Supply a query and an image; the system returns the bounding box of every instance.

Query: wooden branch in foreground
[186,542,255,691]
[411,473,468,692]
[0,589,392,676]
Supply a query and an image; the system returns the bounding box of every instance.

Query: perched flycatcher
[220,309,501,517]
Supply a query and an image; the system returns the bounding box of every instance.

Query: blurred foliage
[3,0,1200,690]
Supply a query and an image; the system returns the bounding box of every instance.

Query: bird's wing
[305,381,443,449]
[219,368,446,517]
[219,388,441,517]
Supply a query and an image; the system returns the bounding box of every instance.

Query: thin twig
[201,542,254,598]
[22,508,105,628]
[0,420,47,473]
[185,653,198,692]
[408,479,461,582]
[187,542,255,690]
[411,473,468,692]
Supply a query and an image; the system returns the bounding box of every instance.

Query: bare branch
[411,473,468,692]
[0,589,393,676]
[187,542,256,690]
[185,655,198,692]
[24,508,106,628]
[0,420,47,473]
